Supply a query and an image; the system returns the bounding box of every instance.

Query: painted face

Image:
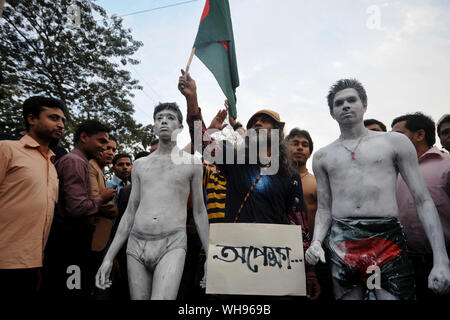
[365,123,383,132]
[154,109,181,139]
[29,107,66,142]
[83,132,109,160]
[439,122,450,152]
[114,157,132,180]
[99,139,117,166]
[332,88,366,124]
[288,136,311,166]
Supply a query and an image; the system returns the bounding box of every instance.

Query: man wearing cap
[178,71,319,299]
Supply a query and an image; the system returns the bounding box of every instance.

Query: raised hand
[178,69,197,98]
[208,109,228,131]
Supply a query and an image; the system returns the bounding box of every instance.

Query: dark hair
[150,139,159,146]
[74,119,110,144]
[108,134,118,144]
[437,114,450,138]
[113,153,133,166]
[22,96,68,131]
[327,79,367,112]
[391,112,436,147]
[135,151,150,160]
[153,102,183,125]
[364,119,387,132]
[286,128,314,154]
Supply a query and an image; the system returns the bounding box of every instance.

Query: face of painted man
[331,88,366,125]
[154,109,182,140]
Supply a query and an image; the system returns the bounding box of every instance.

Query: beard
[292,159,305,168]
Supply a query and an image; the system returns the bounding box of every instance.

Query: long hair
[240,124,294,177]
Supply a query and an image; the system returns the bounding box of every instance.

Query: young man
[392,112,450,300]
[88,135,119,298]
[0,96,66,298]
[286,128,317,234]
[96,103,209,300]
[437,114,450,152]
[364,118,387,132]
[43,120,116,298]
[107,153,133,206]
[305,79,450,300]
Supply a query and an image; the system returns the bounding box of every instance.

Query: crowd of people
[0,74,449,300]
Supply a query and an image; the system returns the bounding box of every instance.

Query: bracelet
[312,239,322,246]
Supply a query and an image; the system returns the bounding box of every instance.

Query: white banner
[206,223,306,296]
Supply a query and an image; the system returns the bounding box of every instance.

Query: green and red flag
[193,0,239,118]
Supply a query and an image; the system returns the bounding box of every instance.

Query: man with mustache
[88,134,119,298]
[0,96,66,298]
[43,119,116,298]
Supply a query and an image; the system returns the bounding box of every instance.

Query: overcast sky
[96,0,450,169]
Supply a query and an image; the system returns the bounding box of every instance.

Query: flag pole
[184,47,196,78]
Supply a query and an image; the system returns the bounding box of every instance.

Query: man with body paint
[392,112,450,300]
[305,79,450,300]
[95,103,209,300]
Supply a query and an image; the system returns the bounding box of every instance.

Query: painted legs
[127,248,186,300]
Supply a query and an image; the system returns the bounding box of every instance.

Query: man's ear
[414,129,426,143]
[79,132,88,145]
[27,113,38,129]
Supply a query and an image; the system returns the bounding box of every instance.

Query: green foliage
[0,0,156,153]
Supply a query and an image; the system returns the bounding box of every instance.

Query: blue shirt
[107,174,130,206]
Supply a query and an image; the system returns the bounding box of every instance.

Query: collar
[113,174,129,185]
[89,159,103,173]
[20,134,56,163]
[71,147,89,164]
[419,146,445,162]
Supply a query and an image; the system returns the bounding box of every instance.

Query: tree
[0,0,156,153]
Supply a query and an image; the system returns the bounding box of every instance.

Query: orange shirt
[0,135,58,269]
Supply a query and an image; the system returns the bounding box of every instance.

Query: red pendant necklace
[340,135,365,160]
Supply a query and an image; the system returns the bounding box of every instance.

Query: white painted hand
[305,241,326,265]
[428,262,450,295]
[200,260,207,289]
[95,259,113,290]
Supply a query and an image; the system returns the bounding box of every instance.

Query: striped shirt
[203,167,227,222]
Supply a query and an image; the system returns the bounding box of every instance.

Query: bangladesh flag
[193,0,239,118]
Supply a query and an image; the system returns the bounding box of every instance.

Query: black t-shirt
[216,141,306,224]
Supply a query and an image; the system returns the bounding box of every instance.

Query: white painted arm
[96,161,141,289]
[191,163,210,287]
[394,133,450,294]
[306,151,332,265]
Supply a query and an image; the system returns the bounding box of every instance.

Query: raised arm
[305,150,332,265]
[95,160,142,289]
[393,133,450,294]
